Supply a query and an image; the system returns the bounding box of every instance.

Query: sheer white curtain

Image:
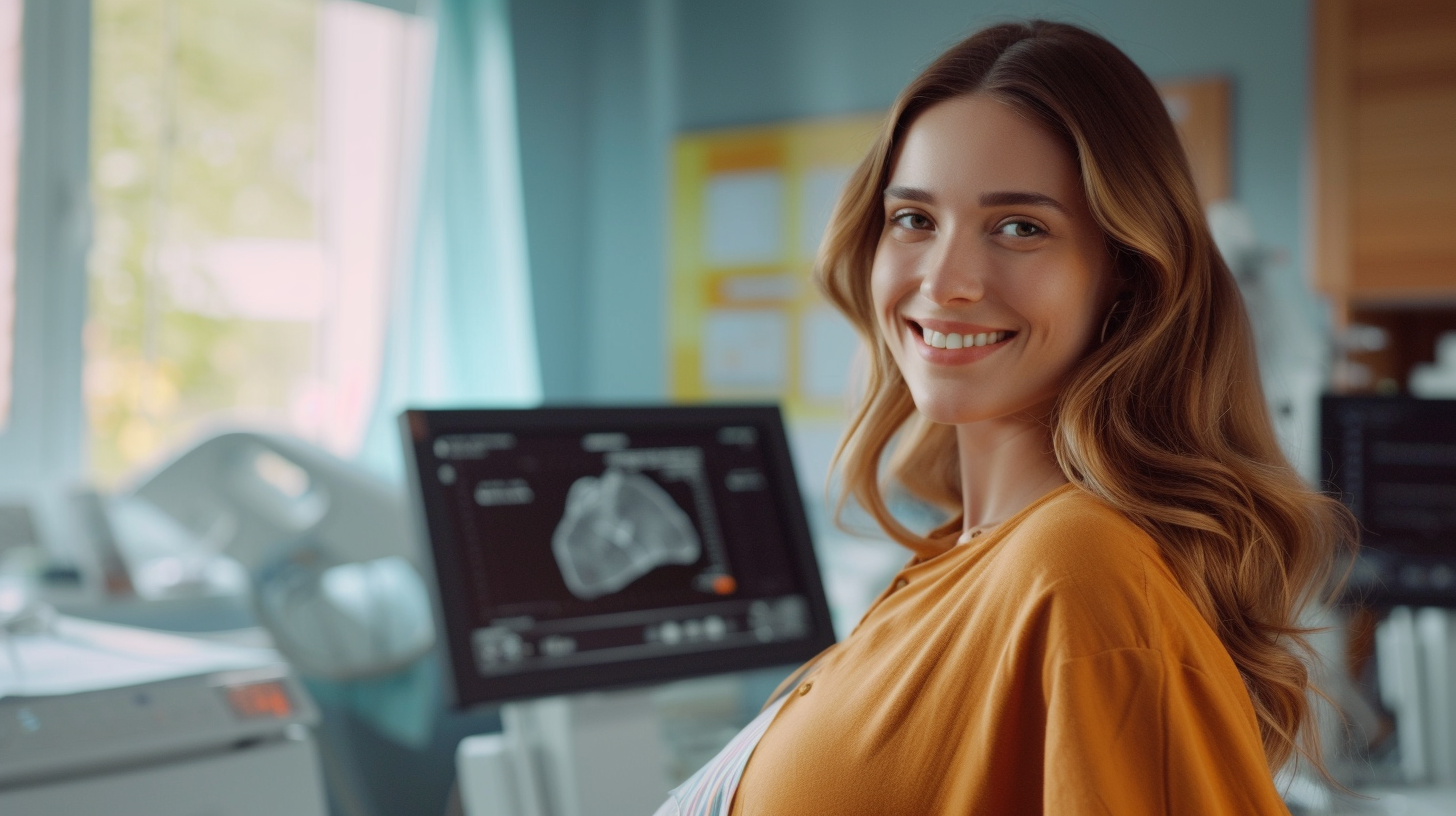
[313,0,433,456]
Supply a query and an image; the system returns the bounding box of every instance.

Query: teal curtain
[359,0,540,481]
[336,0,538,750]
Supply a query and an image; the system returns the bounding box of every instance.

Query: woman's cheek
[869,261,899,344]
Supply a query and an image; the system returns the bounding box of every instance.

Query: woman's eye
[996,220,1043,238]
[892,211,933,231]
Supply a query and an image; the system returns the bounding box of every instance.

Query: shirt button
[797,682,813,696]
[892,578,908,591]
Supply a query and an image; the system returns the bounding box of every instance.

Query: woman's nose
[918,233,986,305]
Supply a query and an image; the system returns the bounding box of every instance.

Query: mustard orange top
[730,484,1289,815]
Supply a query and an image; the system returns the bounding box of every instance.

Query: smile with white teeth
[920,325,1010,349]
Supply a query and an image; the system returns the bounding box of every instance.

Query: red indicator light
[225,681,294,719]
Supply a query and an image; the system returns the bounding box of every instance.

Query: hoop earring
[1099,300,1123,344]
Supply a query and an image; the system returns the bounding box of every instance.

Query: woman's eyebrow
[979,191,1067,213]
[884,185,935,204]
[884,186,1069,214]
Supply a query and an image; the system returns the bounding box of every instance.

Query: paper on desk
[0,615,279,698]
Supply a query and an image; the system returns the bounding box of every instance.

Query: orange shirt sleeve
[1044,648,1290,815]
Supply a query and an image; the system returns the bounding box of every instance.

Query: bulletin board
[667,114,883,418]
[1156,76,1232,205]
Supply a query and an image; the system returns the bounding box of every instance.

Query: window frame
[2,0,90,498]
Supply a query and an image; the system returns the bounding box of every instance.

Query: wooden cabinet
[1315,0,1456,388]
[1315,0,1456,306]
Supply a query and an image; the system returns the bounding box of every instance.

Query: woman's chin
[909,386,1056,428]
[909,391,986,426]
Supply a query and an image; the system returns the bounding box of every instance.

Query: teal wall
[511,0,1313,402]
[511,0,592,402]
[512,0,676,403]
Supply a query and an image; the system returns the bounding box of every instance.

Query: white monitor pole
[456,687,671,816]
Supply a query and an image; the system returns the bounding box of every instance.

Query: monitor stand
[456,687,671,816]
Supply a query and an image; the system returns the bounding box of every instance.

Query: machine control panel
[0,667,317,788]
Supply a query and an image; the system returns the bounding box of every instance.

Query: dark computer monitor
[400,405,837,707]
[1322,395,1456,607]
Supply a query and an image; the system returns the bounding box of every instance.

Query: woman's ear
[1098,296,1131,345]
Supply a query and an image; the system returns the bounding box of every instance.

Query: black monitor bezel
[400,404,837,708]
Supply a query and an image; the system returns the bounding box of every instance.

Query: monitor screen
[400,405,837,706]
[1322,395,1456,607]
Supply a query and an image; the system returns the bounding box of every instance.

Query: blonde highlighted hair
[819,20,1354,771]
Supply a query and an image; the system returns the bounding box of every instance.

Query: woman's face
[871,93,1115,426]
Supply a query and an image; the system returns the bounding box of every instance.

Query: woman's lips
[908,319,1015,363]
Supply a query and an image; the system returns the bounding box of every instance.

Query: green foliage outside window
[88,0,319,483]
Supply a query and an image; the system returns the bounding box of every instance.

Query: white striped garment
[652,693,789,816]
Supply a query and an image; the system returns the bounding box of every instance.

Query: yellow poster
[668,114,884,419]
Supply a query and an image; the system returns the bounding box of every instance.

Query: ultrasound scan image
[551,468,702,599]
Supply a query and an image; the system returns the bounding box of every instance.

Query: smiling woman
[871,94,1115,431]
[654,19,1356,816]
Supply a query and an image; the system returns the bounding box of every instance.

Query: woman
[657,20,1351,816]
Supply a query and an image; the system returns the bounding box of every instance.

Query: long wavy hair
[819,20,1354,772]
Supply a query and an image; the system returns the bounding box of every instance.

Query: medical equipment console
[400,405,836,708]
[1323,394,1456,607]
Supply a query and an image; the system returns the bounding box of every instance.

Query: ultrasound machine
[400,405,836,816]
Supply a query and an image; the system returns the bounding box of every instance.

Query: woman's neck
[955,413,1067,534]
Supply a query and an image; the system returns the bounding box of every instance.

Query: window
[86,0,431,483]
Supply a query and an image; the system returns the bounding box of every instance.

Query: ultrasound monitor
[1322,395,1456,607]
[400,405,836,707]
